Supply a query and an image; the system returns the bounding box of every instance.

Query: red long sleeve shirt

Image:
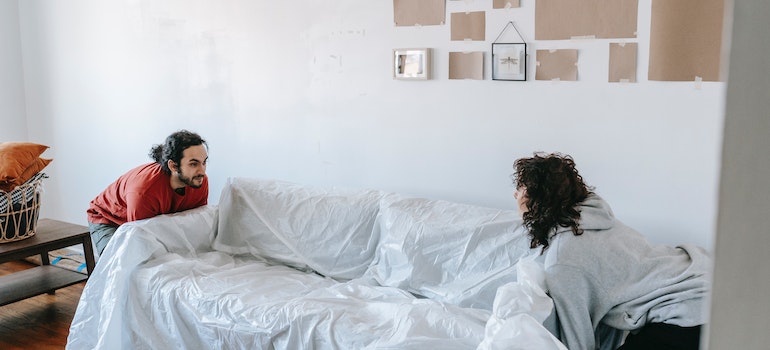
[87,162,208,226]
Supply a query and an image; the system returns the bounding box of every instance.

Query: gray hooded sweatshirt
[543,194,711,350]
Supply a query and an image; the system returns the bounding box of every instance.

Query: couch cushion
[213,177,384,280]
[364,193,533,311]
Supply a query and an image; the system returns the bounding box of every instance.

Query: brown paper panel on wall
[609,43,638,82]
[394,0,446,26]
[451,12,486,41]
[449,52,484,80]
[493,0,521,9]
[536,49,578,81]
[648,0,724,81]
[535,0,638,40]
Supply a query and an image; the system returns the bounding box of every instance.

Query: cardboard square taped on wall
[394,0,445,26]
[449,52,484,80]
[609,42,638,82]
[648,0,724,81]
[535,0,638,40]
[493,0,521,9]
[451,11,486,41]
[535,49,578,81]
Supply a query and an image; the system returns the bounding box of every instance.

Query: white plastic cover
[67,205,219,349]
[364,193,533,310]
[66,205,494,349]
[477,255,568,350]
[67,180,565,349]
[213,177,384,280]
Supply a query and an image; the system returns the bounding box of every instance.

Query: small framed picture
[492,43,527,81]
[393,48,431,80]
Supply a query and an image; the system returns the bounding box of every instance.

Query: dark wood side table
[0,219,96,306]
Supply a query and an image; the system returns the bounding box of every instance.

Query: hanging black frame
[492,21,528,81]
[492,43,527,81]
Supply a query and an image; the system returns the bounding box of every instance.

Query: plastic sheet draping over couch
[67,178,565,349]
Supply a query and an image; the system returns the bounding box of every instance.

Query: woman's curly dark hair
[512,152,592,251]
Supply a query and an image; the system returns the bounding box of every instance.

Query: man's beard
[177,170,205,189]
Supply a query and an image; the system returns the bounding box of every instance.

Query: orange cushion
[19,157,53,182]
[0,142,50,191]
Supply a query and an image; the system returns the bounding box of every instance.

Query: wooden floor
[0,260,85,350]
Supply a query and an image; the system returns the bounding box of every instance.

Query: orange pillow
[19,157,53,182]
[0,142,50,191]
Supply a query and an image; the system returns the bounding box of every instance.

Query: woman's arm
[546,264,604,350]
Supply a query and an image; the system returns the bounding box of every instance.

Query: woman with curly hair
[512,152,710,350]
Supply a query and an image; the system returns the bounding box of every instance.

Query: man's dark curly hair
[512,152,592,251]
[149,130,207,175]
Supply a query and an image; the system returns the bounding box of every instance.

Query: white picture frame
[393,48,431,80]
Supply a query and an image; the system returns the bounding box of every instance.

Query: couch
[67,177,566,349]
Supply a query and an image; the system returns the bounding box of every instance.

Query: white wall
[0,0,28,140]
[706,0,770,348]
[16,0,724,249]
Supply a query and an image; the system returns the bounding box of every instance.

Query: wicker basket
[0,176,43,243]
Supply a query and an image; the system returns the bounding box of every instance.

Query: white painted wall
[0,0,28,141]
[706,0,770,348]
[15,0,724,249]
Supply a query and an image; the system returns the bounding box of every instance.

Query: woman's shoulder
[544,221,646,268]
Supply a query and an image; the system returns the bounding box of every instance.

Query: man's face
[175,145,208,188]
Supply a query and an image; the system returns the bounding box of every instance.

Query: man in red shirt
[87,130,209,256]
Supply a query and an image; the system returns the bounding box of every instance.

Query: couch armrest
[67,205,218,349]
[93,205,218,275]
[123,205,218,257]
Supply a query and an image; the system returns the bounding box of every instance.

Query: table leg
[82,235,96,275]
[40,251,56,295]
